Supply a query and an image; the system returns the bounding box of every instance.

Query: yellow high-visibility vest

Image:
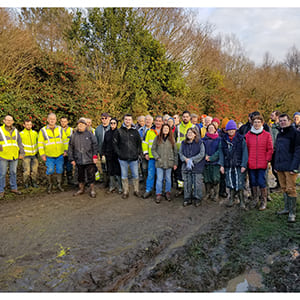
[0,124,20,160]
[20,129,38,156]
[38,125,68,157]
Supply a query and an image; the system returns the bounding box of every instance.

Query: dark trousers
[77,164,96,185]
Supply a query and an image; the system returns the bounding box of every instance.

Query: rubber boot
[203,183,211,201]
[106,176,116,194]
[238,189,246,210]
[133,178,141,198]
[73,183,85,196]
[122,178,129,199]
[47,175,53,194]
[57,174,65,192]
[89,183,96,198]
[211,184,219,202]
[277,193,289,215]
[259,187,267,211]
[250,186,259,209]
[287,196,297,223]
[226,189,235,207]
[115,176,123,194]
[23,176,30,189]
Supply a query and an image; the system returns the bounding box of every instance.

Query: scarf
[206,132,219,139]
[250,126,263,134]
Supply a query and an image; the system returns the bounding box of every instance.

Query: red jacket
[245,129,273,169]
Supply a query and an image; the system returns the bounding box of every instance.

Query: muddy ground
[0,175,299,292]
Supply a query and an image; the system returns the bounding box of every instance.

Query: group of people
[0,109,299,223]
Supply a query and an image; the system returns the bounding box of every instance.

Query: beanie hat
[168,117,175,125]
[212,118,220,125]
[221,117,230,129]
[293,112,300,117]
[225,120,237,131]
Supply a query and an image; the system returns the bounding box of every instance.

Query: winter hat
[221,117,229,129]
[293,112,300,117]
[211,118,220,125]
[168,117,175,125]
[77,118,87,125]
[225,120,237,131]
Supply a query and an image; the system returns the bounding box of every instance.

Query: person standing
[202,123,221,202]
[38,113,68,193]
[102,118,122,194]
[245,115,273,210]
[151,124,178,203]
[142,115,163,199]
[174,110,194,197]
[113,114,142,199]
[68,118,98,198]
[275,114,300,223]
[95,112,111,187]
[179,127,205,207]
[173,114,180,126]
[20,119,39,188]
[60,116,74,185]
[136,115,145,130]
[219,120,248,209]
[200,116,212,138]
[0,115,25,198]
[292,112,300,131]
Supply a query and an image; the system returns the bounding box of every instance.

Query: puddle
[215,269,263,292]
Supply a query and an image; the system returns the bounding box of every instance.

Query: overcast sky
[196,7,300,66]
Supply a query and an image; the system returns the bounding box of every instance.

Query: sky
[3,1,300,66]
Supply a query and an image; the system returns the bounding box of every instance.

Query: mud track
[0,185,230,292]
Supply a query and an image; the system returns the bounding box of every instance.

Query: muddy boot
[259,187,267,211]
[122,178,129,199]
[250,186,259,209]
[211,184,219,202]
[277,193,289,215]
[89,183,96,198]
[203,183,211,201]
[47,175,53,194]
[133,178,141,198]
[106,176,116,194]
[238,189,246,210]
[57,174,65,192]
[155,194,162,204]
[73,183,85,196]
[23,175,30,189]
[287,196,297,223]
[115,176,123,194]
[226,189,235,207]
[183,199,192,207]
[32,180,39,188]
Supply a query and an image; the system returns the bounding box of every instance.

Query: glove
[186,159,194,170]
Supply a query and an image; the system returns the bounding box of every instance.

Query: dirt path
[0,185,229,292]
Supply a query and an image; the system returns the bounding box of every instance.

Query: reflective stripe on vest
[0,127,18,147]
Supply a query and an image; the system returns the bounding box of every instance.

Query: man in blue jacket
[275,114,300,223]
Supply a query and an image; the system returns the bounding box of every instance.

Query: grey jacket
[68,129,98,165]
[151,136,178,169]
[95,124,110,155]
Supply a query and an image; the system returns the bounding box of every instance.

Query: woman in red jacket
[245,115,273,210]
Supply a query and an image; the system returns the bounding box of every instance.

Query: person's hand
[205,155,210,161]
[93,158,98,164]
[173,165,177,170]
[220,166,224,174]
[241,167,246,173]
[71,161,76,166]
[145,154,149,161]
[42,155,47,162]
[19,155,24,160]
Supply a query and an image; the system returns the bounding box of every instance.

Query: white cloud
[196,8,300,65]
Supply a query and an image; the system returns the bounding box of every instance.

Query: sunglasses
[101,117,108,120]
[110,122,117,125]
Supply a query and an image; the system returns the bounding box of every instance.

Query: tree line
[0,7,299,128]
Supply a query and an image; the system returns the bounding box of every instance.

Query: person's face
[101,116,110,126]
[205,118,211,127]
[182,113,190,124]
[138,118,145,127]
[294,115,300,125]
[60,118,68,128]
[270,112,277,122]
[154,117,163,129]
[162,125,170,135]
[212,121,219,129]
[110,120,117,130]
[4,116,14,127]
[191,117,198,125]
[279,116,291,128]
[173,115,180,125]
[24,121,32,130]
[145,116,153,127]
[167,119,174,128]
[47,115,57,127]
[253,119,263,130]
[207,125,216,134]
[124,116,132,127]
[227,129,236,136]
[187,129,196,140]
[86,119,92,127]
[77,122,87,132]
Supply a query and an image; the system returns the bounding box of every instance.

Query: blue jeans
[0,159,18,193]
[248,168,266,188]
[118,159,139,179]
[146,158,156,192]
[45,155,64,175]
[156,168,172,195]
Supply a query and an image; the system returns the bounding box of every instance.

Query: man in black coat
[275,113,300,223]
